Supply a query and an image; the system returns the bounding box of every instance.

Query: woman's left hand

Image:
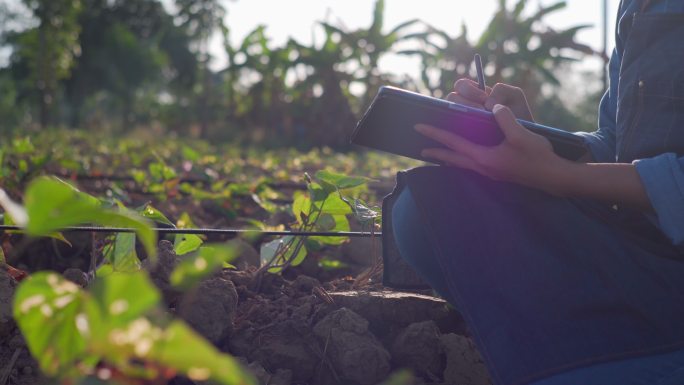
[416,104,573,196]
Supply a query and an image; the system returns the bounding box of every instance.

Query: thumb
[492,104,524,141]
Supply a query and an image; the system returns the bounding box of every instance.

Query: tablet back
[351,87,504,164]
[351,86,588,162]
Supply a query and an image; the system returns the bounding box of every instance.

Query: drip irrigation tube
[53,173,396,192]
[0,225,382,238]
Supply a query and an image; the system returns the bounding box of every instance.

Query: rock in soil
[247,361,293,385]
[313,307,391,385]
[327,290,467,338]
[142,240,181,305]
[441,333,492,385]
[391,320,444,381]
[291,274,321,294]
[0,331,43,385]
[0,268,17,340]
[248,320,319,383]
[62,268,88,287]
[247,361,271,385]
[177,276,238,344]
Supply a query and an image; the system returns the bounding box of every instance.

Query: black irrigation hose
[0,224,382,238]
[54,173,396,192]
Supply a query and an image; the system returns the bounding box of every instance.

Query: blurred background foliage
[0,0,605,148]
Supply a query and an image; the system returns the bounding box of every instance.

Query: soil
[1,238,493,385]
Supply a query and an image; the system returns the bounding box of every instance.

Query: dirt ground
[1,236,492,385]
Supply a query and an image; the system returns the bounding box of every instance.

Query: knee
[391,187,429,265]
[391,187,420,240]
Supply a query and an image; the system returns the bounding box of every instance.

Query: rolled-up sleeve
[578,125,616,163]
[634,153,684,246]
[576,48,621,163]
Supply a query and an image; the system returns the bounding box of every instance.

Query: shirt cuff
[576,131,615,163]
[633,153,684,247]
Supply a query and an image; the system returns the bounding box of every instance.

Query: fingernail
[492,104,504,113]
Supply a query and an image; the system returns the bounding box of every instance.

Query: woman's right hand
[446,79,535,122]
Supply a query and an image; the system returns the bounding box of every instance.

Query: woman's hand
[416,104,572,195]
[447,79,535,121]
[416,104,653,210]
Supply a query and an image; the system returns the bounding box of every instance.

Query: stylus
[474,54,486,91]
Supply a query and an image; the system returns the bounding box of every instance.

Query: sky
[210,0,622,79]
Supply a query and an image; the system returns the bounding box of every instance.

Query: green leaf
[170,244,238,290]
[318,257,348,270]
[21,177,157,259]
[179,183,224,200]
[176,212,198,229]
[251,193,278,214]
[87,272,160,328]
[378,370,415,385]
[259,235,307,272]
[292,192,312,224]
[145,321,255,385]
[139,204,174,227]
[0,203,71,245]
[287,243,308,267]
[314,213,336,231]
[96,211,157,260]
[0,246,4,264]
[0,188,28,226]
[173,234,204,256]
[95,264,114,278]
[24,177,99,234]
[46,232,73,246]
[315,170,373,190]
[12,137,34,154]
[317,192,352,216]
[131,170,146,185]
[15,271,255,384]
[181,145,200,162]
[351,199,381,224]
[13,272,90,376]
[90,273,254,384]
[103,233,141,272]
[260,237,287,266]
[148,161,176,181]
[307,183,329,203]
[311,215,350,245]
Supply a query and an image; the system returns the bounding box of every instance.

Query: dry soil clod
[312,307,391,385]
[178,276,239,344]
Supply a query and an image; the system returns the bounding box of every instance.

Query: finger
[445,92,484,109]
[492,104,526,142]
[454,78,492,94]
[485,83,522,110]
[414,124,485,159]
[454,79,488,104]
[421,148,485,174]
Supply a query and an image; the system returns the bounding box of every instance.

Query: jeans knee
[390,187,454,302]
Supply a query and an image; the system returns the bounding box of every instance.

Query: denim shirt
[579,0,684,246]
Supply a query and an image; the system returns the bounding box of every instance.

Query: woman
[390,0,684,384]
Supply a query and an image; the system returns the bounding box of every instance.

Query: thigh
[402,166,684,385]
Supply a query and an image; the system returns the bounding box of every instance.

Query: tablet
[350,86,588,162]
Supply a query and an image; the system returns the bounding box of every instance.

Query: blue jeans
[390,167,684,385]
